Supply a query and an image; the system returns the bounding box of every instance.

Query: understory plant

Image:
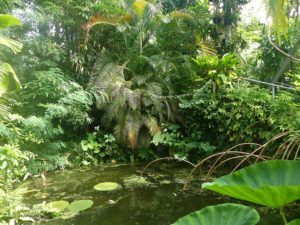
[79,131,124,165]
[0,145,33,224]
[152,124,215,160]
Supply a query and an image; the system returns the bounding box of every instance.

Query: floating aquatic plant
[67,200,93,213]
[93,182,121,191]
[123,174,153,188]
[44,200,69,213]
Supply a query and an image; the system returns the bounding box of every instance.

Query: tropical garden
[1,0,300,224]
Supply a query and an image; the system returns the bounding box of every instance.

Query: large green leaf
[0,14,21,29]
[171,203,260,225]
[0,63,21,95]
[202,160,300,208]
[287,219,300,225]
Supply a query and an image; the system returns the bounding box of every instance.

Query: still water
[22,164,299,225]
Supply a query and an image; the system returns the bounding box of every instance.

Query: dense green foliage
[0,0,299,223]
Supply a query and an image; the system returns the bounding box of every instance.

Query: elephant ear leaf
[202,160,300,208]
[287,219,300,225]
[171,203,260,225]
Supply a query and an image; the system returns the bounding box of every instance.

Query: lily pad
[202,160,300,208]
[44,200,69,212]
[67,200,93,212]
[123,174,153,188]
[171,203,260,225]
[94,182,121,191]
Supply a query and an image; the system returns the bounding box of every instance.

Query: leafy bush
[192,53,241,90]
[179,82,300,151]
[79,131,124,165]
[152,124,215,160]
[0,144,32,188]
[44,89,94,129]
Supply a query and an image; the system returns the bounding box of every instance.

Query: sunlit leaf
[0,14,21,29]
[0,63,21,96]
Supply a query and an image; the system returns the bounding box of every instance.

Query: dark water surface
[22,164,300,225]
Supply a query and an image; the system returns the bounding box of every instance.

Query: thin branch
[142,157,195,175]
[268,33,300,63]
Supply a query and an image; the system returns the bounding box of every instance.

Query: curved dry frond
[126,112,143,149]
[82,15,122,31]
[144,116,160,135]
[195,35,217,56]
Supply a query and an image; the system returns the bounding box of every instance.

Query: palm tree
[85,0,200,149]
[0,14,22,95]
[0,14,22,119]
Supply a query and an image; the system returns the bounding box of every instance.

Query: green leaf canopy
[202,160,300,208]
[171,203,260,225]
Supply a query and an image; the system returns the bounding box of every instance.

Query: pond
[22,164,299,225]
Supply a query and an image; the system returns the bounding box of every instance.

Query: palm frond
[170,11,194,21]
[0,63,21,96]
[196,35,217,56]
[126,112,143,149]
[265,0,288,41]
[0,97,10,120]
[144,116,160,135]
[82,15,122,31]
